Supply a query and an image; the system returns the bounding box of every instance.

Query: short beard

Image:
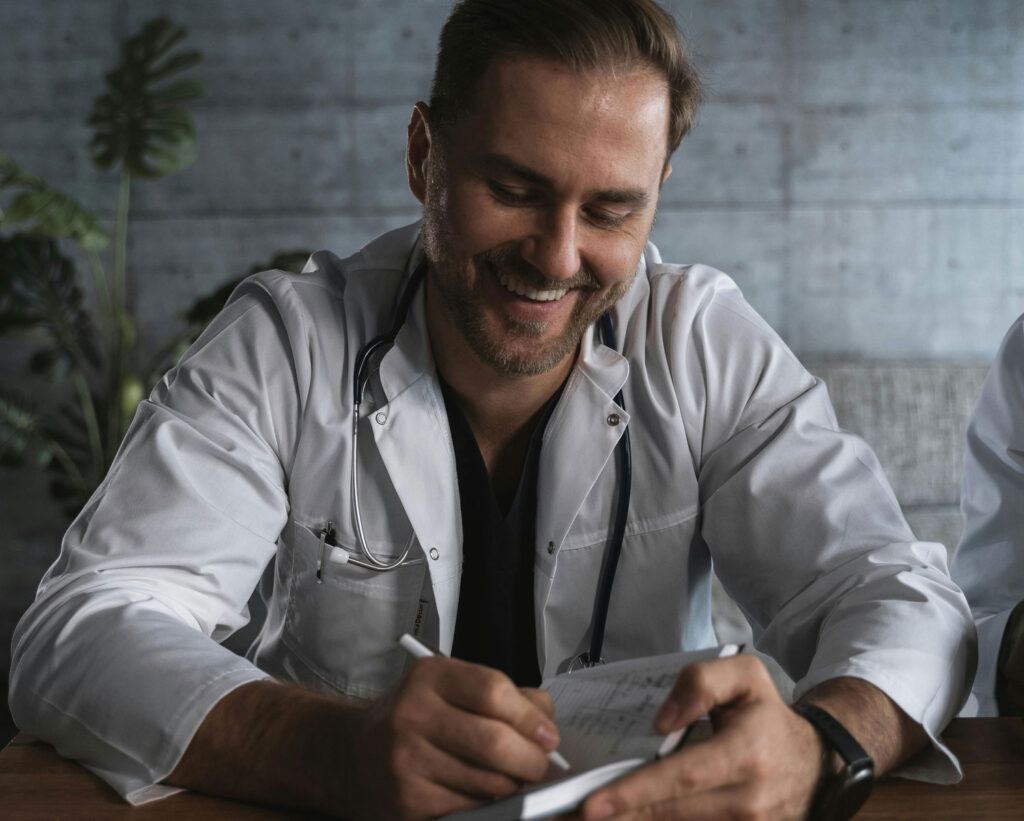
[424,220,633,377]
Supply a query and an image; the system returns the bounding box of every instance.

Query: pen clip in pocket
[315,521,335,583]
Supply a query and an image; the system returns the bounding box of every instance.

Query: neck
[426,275,574,476]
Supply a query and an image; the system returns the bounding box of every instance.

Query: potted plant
[0,17,306,515]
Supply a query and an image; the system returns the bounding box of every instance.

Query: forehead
[450,55,671,191]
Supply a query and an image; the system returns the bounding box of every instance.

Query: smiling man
[10,2,974,820]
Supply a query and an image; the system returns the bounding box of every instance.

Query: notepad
[444,644,740,820]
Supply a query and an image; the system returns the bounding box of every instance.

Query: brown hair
[428,0,702,157]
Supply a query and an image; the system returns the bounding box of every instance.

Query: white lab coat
[952,313,1024,717]
[10,223,975,803]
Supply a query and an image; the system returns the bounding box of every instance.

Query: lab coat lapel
[373,281,463,654]
[533,326,630,665]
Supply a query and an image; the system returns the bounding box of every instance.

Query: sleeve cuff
[793,661,965,785]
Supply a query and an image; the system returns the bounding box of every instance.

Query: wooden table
[2,719,1021,819]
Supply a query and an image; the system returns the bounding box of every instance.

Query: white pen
[397,633,571,771]
[656,643,743,759]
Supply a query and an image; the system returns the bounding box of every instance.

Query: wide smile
[495,268,569,303]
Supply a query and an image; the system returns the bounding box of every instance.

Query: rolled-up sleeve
[685,283,976,782]
[9,276,305,802]
[951,314,1024,717]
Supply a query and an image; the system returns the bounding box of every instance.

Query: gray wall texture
[3,0,1022,361]
[1,0,1022,739]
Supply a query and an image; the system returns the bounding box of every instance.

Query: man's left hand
[579,654,825,820]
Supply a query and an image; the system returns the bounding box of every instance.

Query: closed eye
[488,180,539,205]
[584,206,630,228]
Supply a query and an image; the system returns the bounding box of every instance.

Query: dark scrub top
[440,378,564,687]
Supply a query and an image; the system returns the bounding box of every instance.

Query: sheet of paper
[542,647,725,772]
[445,646,734,820]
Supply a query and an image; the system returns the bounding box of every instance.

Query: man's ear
[661,162,673,187]
[407,102,433,205]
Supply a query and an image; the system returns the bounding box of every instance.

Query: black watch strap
[793,702,874,821]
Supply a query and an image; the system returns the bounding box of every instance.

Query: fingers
[399,732,525,799]
[359,657,563,818]
[520,686,556,719]
[410,656,561,752]
[583,782,767,821]
[581,656,820,821]
[580,722,746,819]
[391,657,559,785]
[385,771,488,821]
[415,697,553,782]
[653,654,774,733]
[581,723,806,821]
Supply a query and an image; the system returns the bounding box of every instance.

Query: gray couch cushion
[804,361,989,509]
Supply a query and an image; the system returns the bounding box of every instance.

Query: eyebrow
[479,153,651,207]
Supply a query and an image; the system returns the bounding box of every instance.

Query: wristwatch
[793,702,875,821]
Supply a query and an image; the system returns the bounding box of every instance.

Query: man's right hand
[166,657,560,820]
[347,655,560,819]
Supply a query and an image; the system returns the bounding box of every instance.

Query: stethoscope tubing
[580,313,632,667]
[348,255,631,667]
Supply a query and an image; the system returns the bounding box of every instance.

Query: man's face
[412,55,671,377]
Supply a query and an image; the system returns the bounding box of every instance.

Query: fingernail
[654,701,679,730]
[587,798,616,820]
[535,722,559,749]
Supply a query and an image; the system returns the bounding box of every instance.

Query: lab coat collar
[531,271,637,668]
[370,235,466,651]
[377,233,433,404]
[371,232,641,656]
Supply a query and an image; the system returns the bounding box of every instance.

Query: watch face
[834,765,875,821]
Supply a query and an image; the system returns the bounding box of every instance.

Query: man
[952,313,1024,717]
[11,1,974,819]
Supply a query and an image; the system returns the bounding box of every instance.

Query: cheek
[442,190,512,252]
[590,237,647,289]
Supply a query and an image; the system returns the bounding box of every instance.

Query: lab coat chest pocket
[282,520,426,698]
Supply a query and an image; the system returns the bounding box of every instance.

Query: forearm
[166,679,365,816]
[797,676,928,776]
[166,658,560,820]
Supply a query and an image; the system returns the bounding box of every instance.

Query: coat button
[375,411,387,425]
[606,413,620,426]
[429,547,439,560]
[547,541,555,554]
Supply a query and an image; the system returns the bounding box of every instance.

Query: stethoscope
[344,255,632,668]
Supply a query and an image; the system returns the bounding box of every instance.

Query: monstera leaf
[0,389,98,507]
[0,152,109,250]
[0,234,101,377]
[0,392,55,469]
[88,17,204,179]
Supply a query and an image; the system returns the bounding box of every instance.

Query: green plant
[0,17,306,514]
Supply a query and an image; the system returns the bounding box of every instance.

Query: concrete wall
[3,0,1021,361]
[2,0,1021,739]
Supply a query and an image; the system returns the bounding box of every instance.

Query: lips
[495,268,569,302]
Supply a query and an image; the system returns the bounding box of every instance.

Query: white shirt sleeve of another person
[952,313,1024,717]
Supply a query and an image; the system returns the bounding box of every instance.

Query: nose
[521,208,581,282]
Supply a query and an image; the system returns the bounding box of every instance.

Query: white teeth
[496,270,568,302]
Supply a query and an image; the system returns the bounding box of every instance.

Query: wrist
[281,685,370,812]
[168,679,366,815]
[792,702,874,821]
